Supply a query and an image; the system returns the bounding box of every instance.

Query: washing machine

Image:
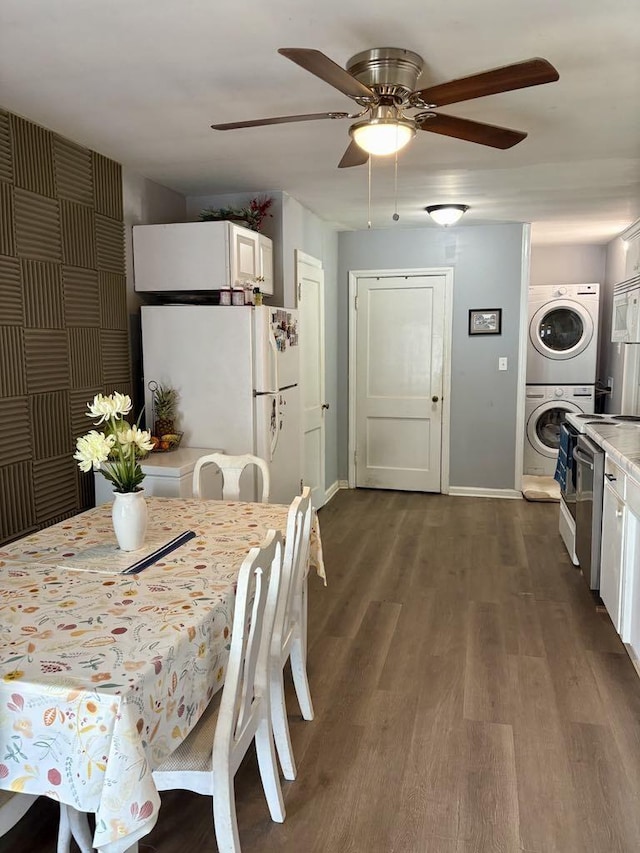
[524,384,595,476]
[527,283,600,384]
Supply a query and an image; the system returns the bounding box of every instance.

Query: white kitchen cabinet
[600,458,626,632]
[258,233,274,296]
[132,221,273,295]
[623,223,640,281]
[623,474,640,659]
[94,447,223,505]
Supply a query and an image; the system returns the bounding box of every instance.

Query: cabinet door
[625,234,640,280]
[259,235,274,295]
[230,224,258,284]
[600,481,625,631]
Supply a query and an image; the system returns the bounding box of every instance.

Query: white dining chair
[56,803,94,853]
[269,487,314,782]
[193,452,270,502]
[152,529,285,853]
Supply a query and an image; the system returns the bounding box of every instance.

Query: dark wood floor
[4,490,640,852]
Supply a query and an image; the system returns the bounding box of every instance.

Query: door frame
[295,249,326,506]
[347,267,454,493]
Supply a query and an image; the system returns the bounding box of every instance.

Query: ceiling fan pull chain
[367,156,372,230]
[393,150,400,221]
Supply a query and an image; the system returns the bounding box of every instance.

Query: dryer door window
[539,308,583,351]
[530,299,594,361]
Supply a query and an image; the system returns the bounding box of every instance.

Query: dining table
[0,497,325,853]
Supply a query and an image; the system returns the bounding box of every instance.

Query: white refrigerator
[141,304,301,505]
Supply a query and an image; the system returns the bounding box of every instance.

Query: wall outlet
[498,357,508,371]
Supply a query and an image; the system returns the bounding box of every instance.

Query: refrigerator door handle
[270,395,280,461]
[268,329,279,394]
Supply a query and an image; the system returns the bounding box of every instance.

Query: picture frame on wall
[469,308,502,336]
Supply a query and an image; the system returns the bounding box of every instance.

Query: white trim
[347,267,454,493]
[324,480,341,503]
[514,224,531,491]
[295,249,323,269]
[449,486,523,500]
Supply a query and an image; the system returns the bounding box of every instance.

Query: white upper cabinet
[623,220,640,281]
[133,221,273,295]
[258,234,274,296]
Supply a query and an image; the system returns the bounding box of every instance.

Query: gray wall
[122,168,187,413]
[337,224,527,490]
[530,244,606,289]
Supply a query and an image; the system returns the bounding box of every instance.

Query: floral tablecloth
[0,498,324,853]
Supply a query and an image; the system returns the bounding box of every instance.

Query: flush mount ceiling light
[349,105,416,156]
[425,204,470,226]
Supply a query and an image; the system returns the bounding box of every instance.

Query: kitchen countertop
[583,422,640,481]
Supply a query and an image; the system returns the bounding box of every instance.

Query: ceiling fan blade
[337,140,369,169]
[415,58,559,107]
[278,48,375,101]
[418,113,527,149]
[211,111,349,130]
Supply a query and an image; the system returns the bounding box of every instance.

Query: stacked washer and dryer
[524,283,600,476]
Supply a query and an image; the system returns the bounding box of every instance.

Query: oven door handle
[573,447,594,470]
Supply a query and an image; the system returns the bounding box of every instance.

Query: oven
[573,433,605,590]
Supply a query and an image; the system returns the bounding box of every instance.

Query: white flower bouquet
[74,393,155,493]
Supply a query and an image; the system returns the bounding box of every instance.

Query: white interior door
[296,251,326,508]
[354,274,446,492]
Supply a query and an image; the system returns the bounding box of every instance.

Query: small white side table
[94,447,223,506]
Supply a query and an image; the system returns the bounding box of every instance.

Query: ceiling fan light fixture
[425,204,470,226]
[350,118,415,156]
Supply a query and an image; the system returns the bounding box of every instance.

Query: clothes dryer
[524,384,595,476]
[527,283,600,384]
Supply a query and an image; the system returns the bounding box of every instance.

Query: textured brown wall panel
[23,329,70,393]
[0,183,15,256]
[69,327,102,387]
[77,469,95,511]
[30,391,71,460]
[0,397,31,464]
[68,387,102,439]
[63,267,100,326]
[0,326,26,397]
[0,256,23,324]
[0,111,13,183]
[93,152,123,221]
[11,115,55,198]
[53,136,93,204]
[14,189,61,261]
[22,260,64,328]
[32,456,78,521]
[101,330,131,386]
[95,214,125,274]
[61,199,96,268]
[0,462,35,541]
[99,272,127,329]
[1,110,128,544]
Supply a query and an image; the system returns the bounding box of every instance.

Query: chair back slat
[273,488,312,656]
[193,452,270,502]
[216,530,282,758]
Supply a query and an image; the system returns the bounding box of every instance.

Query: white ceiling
[1,0,639,244]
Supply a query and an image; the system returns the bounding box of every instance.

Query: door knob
[432,396,439,403]
[322,403,330,410]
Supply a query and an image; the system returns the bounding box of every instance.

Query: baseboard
[448,486,523,500]
[324,480,344,503]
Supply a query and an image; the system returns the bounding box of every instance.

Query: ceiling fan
[211,47,559,168]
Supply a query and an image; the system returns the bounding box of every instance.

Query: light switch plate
[498,357,508,371]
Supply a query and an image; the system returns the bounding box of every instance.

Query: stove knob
[554,387,564,397]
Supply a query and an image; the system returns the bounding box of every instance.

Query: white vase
[112,489,148,552]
